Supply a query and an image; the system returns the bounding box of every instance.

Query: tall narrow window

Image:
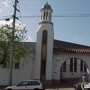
[84,63,87,72]
[80,60,83,72]
[40,30,47,80]
[44,12,45,20]
[46,12,48,20]
[74,58,77,72]
[62,61,66,72]
[15,62,19,69]
[70,58,73,72]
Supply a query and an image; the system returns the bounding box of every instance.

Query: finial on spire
[41,1,51,9]
[46,0,49,4]
[46,2,48,4]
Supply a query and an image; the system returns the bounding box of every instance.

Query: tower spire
[35,3,54,85]
[40,2,53,25]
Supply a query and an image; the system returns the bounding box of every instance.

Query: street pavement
[45,83,75,90]
[46,88,74,90]
[0,83,75,90]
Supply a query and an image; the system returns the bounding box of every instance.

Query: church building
[34,2,90,86]
[0,2,90,86]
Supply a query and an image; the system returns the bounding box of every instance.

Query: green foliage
[0,24,35,68]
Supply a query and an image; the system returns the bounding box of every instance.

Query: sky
[0,0,90,46]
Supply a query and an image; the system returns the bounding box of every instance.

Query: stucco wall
[0,57,33,85]
[34,23,54,80]
[52,52,90,80]
[0,52,90,85]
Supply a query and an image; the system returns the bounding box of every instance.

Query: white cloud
[0,19,13,26]
[0,10,2,13]
[0,20,33,42]
[0,19,26,29]
[2,0,8,6]
[74,36,82,40]
[0,19,22,28]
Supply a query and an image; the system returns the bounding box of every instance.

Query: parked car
[4,80,45,90]
[74,82,90,90]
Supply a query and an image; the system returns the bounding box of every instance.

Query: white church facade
[33,2,90,85]
[0,2,90,86]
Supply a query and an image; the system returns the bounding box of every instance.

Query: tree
[0,24,35,68]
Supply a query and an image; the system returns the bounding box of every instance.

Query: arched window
[46,12,48,20]
[40,30,48,80]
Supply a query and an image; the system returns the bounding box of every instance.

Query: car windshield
[17,81,29,86]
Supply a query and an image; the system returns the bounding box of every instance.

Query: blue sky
[0,0,90,46]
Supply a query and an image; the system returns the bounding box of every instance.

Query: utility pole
[9,0,19,85]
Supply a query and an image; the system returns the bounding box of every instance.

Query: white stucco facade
[0,56,34,85]
[34,24,54,80]
[52,53,90,81]
[0,51,90,85]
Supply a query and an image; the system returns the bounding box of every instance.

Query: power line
[21,0,30,15]
[54,26,76,43]
[0,14,90,21]
[0,16,13,21]
[18,3,24,28]
[53,14,90,17]
[19,0,24,6]
[0,18,10,20]
[0,17,13,21]
[17,14,90,18]
[0,15,12,18]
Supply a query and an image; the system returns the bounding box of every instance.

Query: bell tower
[34,2,54,85]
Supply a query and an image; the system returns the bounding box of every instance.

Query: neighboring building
[0,2,90,86]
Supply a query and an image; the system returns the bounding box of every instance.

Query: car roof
[22,80,40,82]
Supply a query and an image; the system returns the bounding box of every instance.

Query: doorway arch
[60,57,89,83]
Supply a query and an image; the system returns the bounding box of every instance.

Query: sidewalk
[45,83,74,89]
[0,83,74,90]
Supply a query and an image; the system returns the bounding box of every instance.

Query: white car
[4,80,45,90]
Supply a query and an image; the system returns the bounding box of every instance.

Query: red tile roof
[54,39,90,53]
